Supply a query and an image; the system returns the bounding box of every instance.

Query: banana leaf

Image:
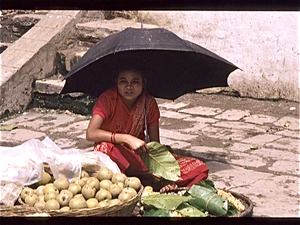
[185,180,228,216]
[143,208,170,217]
[176,202,209,217]
[227,202,240,216]
[141,141,181,182]
[142,193,193,210]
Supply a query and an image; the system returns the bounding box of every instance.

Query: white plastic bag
[40,137,81,180]
[80,151,121,175]
[0,139,44,186]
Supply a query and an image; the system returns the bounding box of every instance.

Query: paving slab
[53,138,77,149]
[264,137,300,153]
[227,152,267,168]
[178,123,210,134]
[183,116,217,124]
[51,120,89,133]
[160,109,191,119]
[275,129,300,139]
[268,160,300,174]
[226,142,254,153]
[175,146,228,162]
[241,134,282,146]
[206,161,299,217]
[215,109,251,120]
[235,175,300,217]
[251,147,300,162]
[158,102,189,110]
[206,161,269,188]
[16,114,76,132]
[0,112,43,125]
[213,120,265,130]
[243,114,279,125]
[274,116,300,130]
[200,126,252,141]
[160,137,191,149]
[179,106,224,116]
[159,128,197,141]
[0,129,45,145]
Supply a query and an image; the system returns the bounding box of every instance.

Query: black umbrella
[61,27,239,100]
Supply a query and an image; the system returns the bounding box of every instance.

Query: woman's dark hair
[114,56,146,78]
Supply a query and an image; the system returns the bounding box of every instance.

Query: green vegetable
[141,141,181,182]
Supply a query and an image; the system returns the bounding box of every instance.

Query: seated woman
[86,61,209,192]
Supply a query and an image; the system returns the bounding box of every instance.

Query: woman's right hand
[123,134,149,154]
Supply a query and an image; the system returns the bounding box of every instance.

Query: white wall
[139,11,299,102]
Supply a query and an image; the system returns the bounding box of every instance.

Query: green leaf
[226,202,240,216]
[0,125,18,131]
[142,194,193,210]
[141,141,181,182]
[186,181,228,216]
[143,208,170,217]
[176,202,209,217]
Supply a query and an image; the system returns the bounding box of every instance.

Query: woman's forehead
[118,70,142,79]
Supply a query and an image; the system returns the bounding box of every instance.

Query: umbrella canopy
[61,27,239,100]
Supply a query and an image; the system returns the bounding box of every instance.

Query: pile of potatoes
[20,167,142,211]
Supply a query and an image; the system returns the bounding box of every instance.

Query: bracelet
[111,132,116,143]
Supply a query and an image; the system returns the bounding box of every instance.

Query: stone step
[57,46,90,75]
[57,17,159,74]
[35,74,65,95]
[75,17,159,47]
[33,74,95,115]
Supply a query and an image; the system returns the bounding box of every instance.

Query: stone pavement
[0,93,299,217]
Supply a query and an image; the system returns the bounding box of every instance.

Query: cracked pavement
[0,92,299,217]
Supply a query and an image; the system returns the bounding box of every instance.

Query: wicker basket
[142,187,253,217]
[15,185,143,217]
[225,190,253,217]
[0,204,39,217]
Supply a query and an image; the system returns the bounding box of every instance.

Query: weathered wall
[138,11,299,102]
[0,11,82,117]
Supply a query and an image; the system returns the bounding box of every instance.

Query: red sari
[93,88,209,187]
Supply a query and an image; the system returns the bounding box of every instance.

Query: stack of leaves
[141,180,240,217]
[141,192,208,217]
[184,180,240,216]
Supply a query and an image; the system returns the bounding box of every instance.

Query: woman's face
[117,69,144,106]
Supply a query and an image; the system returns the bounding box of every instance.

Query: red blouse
[92,87,160,136]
